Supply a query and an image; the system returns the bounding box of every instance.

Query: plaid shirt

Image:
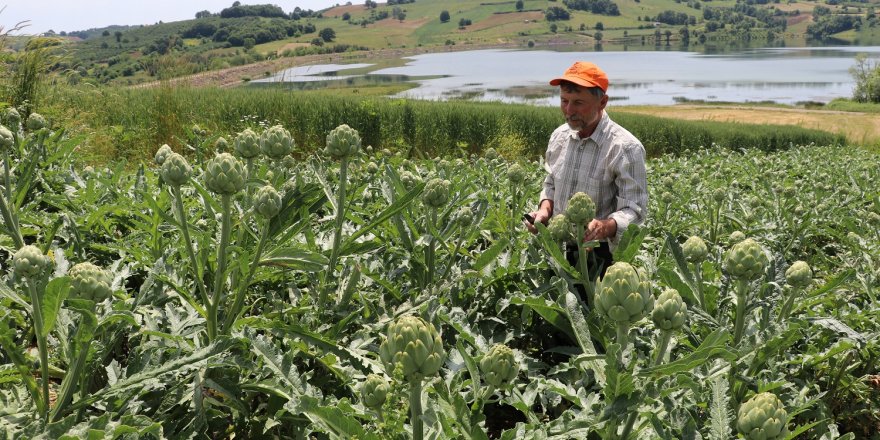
[539,112,648,249]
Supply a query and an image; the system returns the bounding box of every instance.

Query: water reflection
[249,47,880,106]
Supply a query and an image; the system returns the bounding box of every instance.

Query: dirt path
[613,104,880,146]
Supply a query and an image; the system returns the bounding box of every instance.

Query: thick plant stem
[438,230,463,281]
[171,186,210,307]
[653,330,673,367]
[0,186,23,249]
[223,222,270,333]
[409,380,424,440]
[732,278,750,345]
[322,156,349,306]
[3,151,12,204]
[574,223,595,306]
[26,282,49,419]
[777,286,800,323]
[208,194,233,342]
[616,323,630,365]
[426,208,437,287]
[49,334,90,422]
[693,264,706,312]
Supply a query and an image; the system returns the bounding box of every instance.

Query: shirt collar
[565,112,609,143]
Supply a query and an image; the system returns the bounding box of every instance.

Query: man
[525,61,648,278]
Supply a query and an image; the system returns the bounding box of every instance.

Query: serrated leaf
[41,276,71,338]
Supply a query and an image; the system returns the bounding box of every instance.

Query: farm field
[0,110,877,438]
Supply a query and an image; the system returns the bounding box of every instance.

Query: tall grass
[49,86,846,162]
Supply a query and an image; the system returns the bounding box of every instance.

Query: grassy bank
[47,86,846,164]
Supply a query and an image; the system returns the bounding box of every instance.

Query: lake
[253,46,880,106]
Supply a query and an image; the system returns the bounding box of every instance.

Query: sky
[3,1,342,35]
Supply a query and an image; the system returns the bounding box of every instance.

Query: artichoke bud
[283,155,296,169]
[422,178,451,208]
[737,392,790,440]
[547,214,574,243]
[360,374,390,409]
[154,144,174,166]
[453,206,474,228]
[595,262,654,324]
[254,185,282,219]
[507,163,527,184]
[0,126,13,150]
[26,112,46,131]
[325,124,361,159]
[366,162,379,175]
[785,261,812,288]
[660,191,674,204]
[652,288,687,331]
[400,171,422,188]
[712,188,726,203]
[378,316,446,383]
[13,245,51,279]
[191,124,207,137]
[729,230,746,244]
[260,125,295,159]
[214,136,229,153]
[565,192,596,225]
[234,128,261,159]
[479,344,518,389]
[682,235,708,264]
[4,108,20,129]
[205,153,246,195]
[160,153,192,187]
[69,262,113,302]
[724,238,768,281]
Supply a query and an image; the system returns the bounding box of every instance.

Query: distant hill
[27,0,880,86]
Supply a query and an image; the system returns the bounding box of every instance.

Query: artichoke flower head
[0,125,13,150]
[507,163,528,184]
[26,112,46,131]
[422,178,451,208]
[785,261,812,288]
[596,262,654,324]
[566,192,596,225]
[154,144,174,166]
[360,374,390,409]
[234,128,261,159]
[254,185,282,219]
[325,124,361,159]
[13,245,52,279]
[737,392,790,440]
[260,125,295,159]
[547,213,574,243]
[4,108,20,129]
[160,153,192,187]
[682,235,708,264]
[205,153,246,195]
[479,344,519,389]
[724,238,768,281]
[69,262,113,302]
[652,288,687,331]
[378,315,446,383]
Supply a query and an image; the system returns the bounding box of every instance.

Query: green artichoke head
[507,163,528,184]
[378,315,446,383]
[595,262,654,324]
[254,185,282,219]
[0,125,13,150]
[737,392,790,440]
[205,153,246,195]
[785,261,812,288]
[154,144,174,166]
[325,124,361,159]
[682,235,708,264]
[160,153,192,187]
[400,171,422,188]
[712,188,726,203]
[69,262,113,302]
[4,108,20,129]
[724,238,768,281]
[191,124,207,137]
[479,344,519,389]
[26,112,46,131]
[453,206,474,229]
[547,214,574,243]
[422,178,451,208]
[729,230,746,244]
[566,192,596,225]
[652,288,687,331]
[13,245,51,279]
[234,128,261,159]
[260,125,295,159]
[214,136,229,153]
[360,374,390,409]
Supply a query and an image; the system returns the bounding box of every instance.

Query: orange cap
[549,61,608,92]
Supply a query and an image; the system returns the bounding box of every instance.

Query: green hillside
[19,0,880,85]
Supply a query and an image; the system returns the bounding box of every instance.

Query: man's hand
[584,218,617,242]
[524,210,551,234]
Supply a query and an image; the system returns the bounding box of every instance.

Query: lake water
[254,46,880,106]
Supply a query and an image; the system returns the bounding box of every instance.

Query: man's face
[560,86,608,136]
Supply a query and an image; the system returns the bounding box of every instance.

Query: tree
[319,27,336,42]
[594,31,603,42]
[550,23,558,33]
[850,54,880,103]
[545,6,570,21]
[516,0,524,11]
[114,31,123,42]
[342,12,351,21]
[440,10,450,23]
[195,10,212,18]
[595,21,604,30]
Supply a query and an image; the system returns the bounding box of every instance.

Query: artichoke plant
[652,288,687,331]
[566,192,596,225]
[325,124,361,159]
[378,315,446,383]
[737,393,790,440]
[506,163,527,184]
[260,125,294,159]
[784,260,812,288]
[360,374,390,410]
[724,238,768,281]
[595,262,654,325]
[234,128,261,159]
[547,214,573,243]
[160,153,192,187]
[154,144,173,166]
[254,185,282,219]
[422,178,451,209]
[204,153,246,195]
[13,245,51,279]
[26,112,46,131]
[0,126,13,150]
[69,262,113,302]
[453,206,474,229]
[682,235,708,264]
[4,108,20,129]
[214,136,229,153]
[479,344,518,389]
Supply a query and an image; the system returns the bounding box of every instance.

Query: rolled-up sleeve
[608,142,648,241]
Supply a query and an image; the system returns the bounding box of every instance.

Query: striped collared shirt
[539,112,648,249]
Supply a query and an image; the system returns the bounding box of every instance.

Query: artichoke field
[0,112,877,439]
